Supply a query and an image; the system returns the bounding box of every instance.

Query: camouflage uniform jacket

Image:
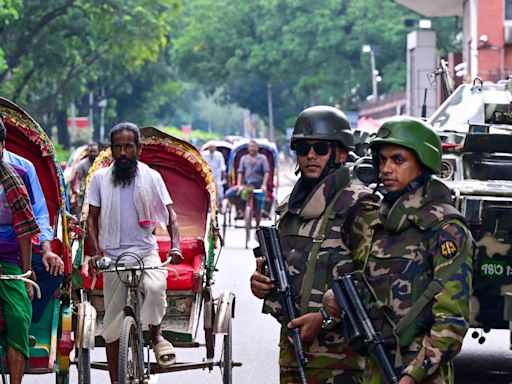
[364,179,473,383]
[263,167,379,370]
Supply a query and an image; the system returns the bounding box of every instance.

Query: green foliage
[172,0,461,131]
[0,0,181,146]
[0,0,461,146]
[53,143,71,164]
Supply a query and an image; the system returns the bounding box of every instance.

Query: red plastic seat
[157,236,204,292]
[83,236,204,292]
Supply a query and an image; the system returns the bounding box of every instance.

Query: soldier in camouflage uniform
[324,117,473,384]
[250,105,379,384]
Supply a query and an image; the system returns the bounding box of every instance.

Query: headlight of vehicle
[440,159,455,180]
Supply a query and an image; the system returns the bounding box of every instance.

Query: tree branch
[0,0,76,83]
[11,66,36,101]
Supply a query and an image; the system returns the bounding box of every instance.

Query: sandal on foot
[150,340,176,368]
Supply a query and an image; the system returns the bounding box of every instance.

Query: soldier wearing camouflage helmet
[324,116,473,384]
[250,105,380,383]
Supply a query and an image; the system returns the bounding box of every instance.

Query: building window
[506,0,512,20]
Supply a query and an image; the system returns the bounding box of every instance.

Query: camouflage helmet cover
[291,105,355,151]
[369,116,442,173]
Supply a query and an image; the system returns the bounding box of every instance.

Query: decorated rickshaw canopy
[200,140,234,153]
[200,140,234,169]
[0,97,67,228]
[82,127,217,239]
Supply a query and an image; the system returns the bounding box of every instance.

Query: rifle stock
[332,275,399,384]
[255,226,308,384]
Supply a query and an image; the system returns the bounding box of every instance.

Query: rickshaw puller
[0,121,41,384]
[227,139,270,228]
[87,122,182,383]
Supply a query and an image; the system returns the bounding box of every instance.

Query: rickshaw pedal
[28,335,37,347]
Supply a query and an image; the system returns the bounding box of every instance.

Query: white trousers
[101,251,167,344]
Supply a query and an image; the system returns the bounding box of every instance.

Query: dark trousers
[31,251,63,322]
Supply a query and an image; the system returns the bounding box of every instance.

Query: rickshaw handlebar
[0,271,42,299]
[96,255,178,278]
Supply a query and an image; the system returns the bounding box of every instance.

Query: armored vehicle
[429,78,512,342]
[353,78,512,345]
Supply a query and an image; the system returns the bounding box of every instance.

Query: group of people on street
[251,106,473,384]
[1,101,473,384]
[0,118,65,384]
[1,119,182,384]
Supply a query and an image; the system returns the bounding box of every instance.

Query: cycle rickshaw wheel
[244,203,252,249]
[221,318,233,384]
[119,316,143,384]
[77,347,91,384]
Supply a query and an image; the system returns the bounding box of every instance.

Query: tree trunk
[56,109,70,149]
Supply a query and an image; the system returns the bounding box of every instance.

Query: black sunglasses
[295,141,331,156]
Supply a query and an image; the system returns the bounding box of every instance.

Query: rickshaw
[200,140,233,167]
[74,127,238,384]
[0,98,74,383]
[223,139,279,248]
[62,145,88,217]
[200,140,234,210]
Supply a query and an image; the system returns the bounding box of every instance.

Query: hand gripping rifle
[332,274,399,384]
[254,226,308,384]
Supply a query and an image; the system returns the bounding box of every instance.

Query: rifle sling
[299,188,344,316]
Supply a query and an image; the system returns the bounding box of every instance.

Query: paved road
[25,163,512,383]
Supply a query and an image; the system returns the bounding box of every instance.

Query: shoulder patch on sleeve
[440,240,458,259]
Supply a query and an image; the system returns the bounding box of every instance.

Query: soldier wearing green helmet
[251,105,380,383]
[324,116,473,384]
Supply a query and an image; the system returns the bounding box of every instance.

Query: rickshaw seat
[157,236,204,292]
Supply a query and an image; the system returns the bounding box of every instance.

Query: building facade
[397,0,512,82]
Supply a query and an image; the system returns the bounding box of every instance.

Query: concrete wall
[406,30,437,118]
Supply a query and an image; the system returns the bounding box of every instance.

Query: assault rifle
[254,226,308,384]
[332,274,399,384]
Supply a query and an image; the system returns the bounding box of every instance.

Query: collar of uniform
[380,178,453,232]
[290,167,350,220]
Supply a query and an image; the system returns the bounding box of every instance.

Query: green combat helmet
[291,106,355,151]
[369,116,442,173]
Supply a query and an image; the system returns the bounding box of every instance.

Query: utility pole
[267,83,274,141]
[370,49,378,100]
[89,91,94,135]
[98,87,107,144]
[362,45,379,101]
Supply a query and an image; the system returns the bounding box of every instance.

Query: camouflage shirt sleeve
[345,199,379,272]
[403,221,473,382]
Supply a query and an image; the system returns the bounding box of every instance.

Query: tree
[172,0,461,131]
[0,0,181,147]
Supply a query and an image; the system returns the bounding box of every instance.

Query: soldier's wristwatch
[319,307,336,330]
